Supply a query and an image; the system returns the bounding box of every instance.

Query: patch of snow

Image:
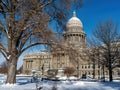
[7,55,11,59]
[58,69,64,72]
[2,83,17,87]
[0,76,120,90]
[113,80,120,82]
[16,74,32,77]
[73,81,85,86]
[6,30,11,39]
[59,76,67,80]
[68,76,78,80]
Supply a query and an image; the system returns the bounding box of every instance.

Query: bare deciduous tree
[0,0,85,84]
[93,20,120,81]
[64,67,75,78]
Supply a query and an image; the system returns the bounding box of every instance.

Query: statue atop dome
[73,11,76,17]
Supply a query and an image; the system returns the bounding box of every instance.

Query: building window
[88,65,90,68]
[91,65,95,69]
[88,71,90,75]
[82,65,84,69]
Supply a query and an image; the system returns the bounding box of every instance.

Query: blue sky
[71,0,120,37]
[0,0,120,68]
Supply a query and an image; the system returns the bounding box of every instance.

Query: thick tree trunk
[102,65,105,81]
[109,61,113,82]
[6,56,18,84]
[93,62,95,79]
[108,52,113,82]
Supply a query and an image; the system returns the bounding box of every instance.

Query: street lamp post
[76,66,79,78]
[41,63,44,76]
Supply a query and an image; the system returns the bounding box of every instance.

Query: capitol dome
[67,11,83,28]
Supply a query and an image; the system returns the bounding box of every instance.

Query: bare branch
[20,42,48,54]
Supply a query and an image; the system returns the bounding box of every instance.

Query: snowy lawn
[0,74,120,90]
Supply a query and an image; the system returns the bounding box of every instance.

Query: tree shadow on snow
[16,78,32,85]
[99,81,120,90]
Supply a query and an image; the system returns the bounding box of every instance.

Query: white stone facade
[23,12,120,79]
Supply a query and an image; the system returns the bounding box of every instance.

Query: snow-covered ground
[0,74,120,90]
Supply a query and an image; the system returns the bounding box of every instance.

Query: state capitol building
[23,12,120,79]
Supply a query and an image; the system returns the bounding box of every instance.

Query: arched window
[82,65,84,69]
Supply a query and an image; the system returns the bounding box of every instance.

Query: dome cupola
[67,11,83,28]
[63,11,86,48]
